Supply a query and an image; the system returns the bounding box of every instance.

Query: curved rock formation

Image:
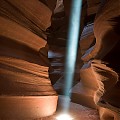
[0,0,119,119]
[0,0,58,119]
[79,0,120,119]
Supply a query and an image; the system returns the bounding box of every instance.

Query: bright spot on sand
[56,114,73,120]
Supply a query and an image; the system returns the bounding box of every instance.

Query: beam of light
[63,0,82,112]
[56,114,73,120]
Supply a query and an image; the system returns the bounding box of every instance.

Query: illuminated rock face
[74,0,120,120]
[93,0,120,119]
[0,0,58,119]
[80,23,95,55]
[0,0,120,120]
[50,0,120,119]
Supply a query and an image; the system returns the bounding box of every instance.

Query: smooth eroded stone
[98,107,120,120]
[87,0,100,15]
[5,0,52,31]
[0,1,58,118]
[80,61,99,90]
[0,96,58,119]
[71,82,97,109]
[82,0,120,62]
[80,23,95,55]
[71,60,118,109]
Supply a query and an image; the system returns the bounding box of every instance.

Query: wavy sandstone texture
[0,0,119,120]
[76,0,120,120]
[0,0,58,119]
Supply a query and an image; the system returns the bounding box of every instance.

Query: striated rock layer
[0,0,58,119]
